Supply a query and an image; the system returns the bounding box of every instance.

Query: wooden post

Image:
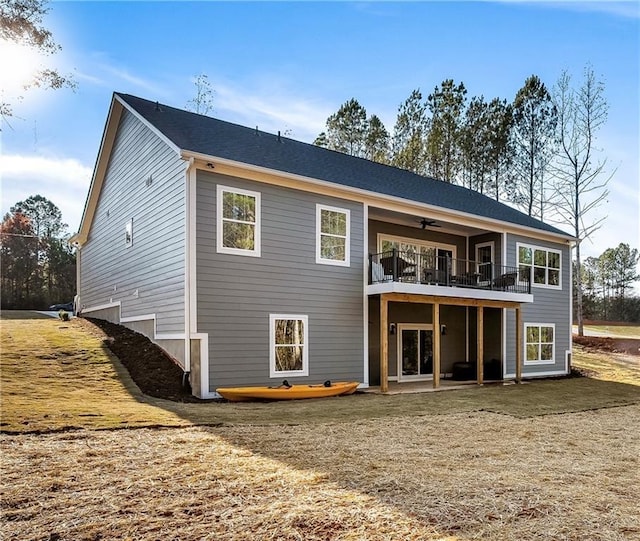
[433,302,440,389]
[380,295,389,393]
[515,307,522,383]
[477,306,484,384]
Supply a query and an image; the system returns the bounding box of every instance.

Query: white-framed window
[377,233,457,280]
[216,185,261,257]
[316,204,350,266]
[517,243,561,289]
[524,323,555,365]
[475,241,494,283]
[270,314,309,377]
[125,219,133,247]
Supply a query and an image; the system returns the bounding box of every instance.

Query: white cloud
[1,154,93,235]
[212,79,332,143]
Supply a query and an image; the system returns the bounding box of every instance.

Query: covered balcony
[368,249,533,304]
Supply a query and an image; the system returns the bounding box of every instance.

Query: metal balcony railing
[369,249,531,294]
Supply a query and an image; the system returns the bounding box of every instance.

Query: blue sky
[1,1,638,261]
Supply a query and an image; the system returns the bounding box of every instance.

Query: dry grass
[574,323,640,338]
[572,345,640,385]
[2,314,640,540]
[2,407,639,540]
[584,324,640,338]
[0,318,189,432]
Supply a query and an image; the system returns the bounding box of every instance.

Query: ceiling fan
[419,218,441,229]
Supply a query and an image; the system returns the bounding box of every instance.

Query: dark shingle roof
[117,93,570,238]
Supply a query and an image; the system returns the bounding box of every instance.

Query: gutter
[183,156,195,378]
[180,150,576,244]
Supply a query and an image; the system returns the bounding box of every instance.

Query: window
[217,185,261,256]
[475,241,494,282]
[525,323,555,365]
[377,234,457,280]
[316,205,350,266]
[125,219,133,247]
[270,315,309,377]
[517,243,561,288]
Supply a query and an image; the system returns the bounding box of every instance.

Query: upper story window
[270,314,309,377]
[125,219,133,247]
[517,243,561,289]
[316,204,350,266]
[217,185,261,257]
[525,323,555,365]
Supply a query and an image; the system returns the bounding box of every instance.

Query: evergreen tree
[426,79,467,183]
[364,114,390,164]
[391,89,428,174]
[460,95,490,193]
[485,98,514,202]
[316,98,369,157]
[510,75,557,219]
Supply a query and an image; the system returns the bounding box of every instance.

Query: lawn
[583,323,640,338]
[2,313,640,540]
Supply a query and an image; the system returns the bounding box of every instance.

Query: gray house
[71,93,574,398]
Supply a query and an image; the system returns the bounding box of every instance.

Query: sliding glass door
[398,324,434,381]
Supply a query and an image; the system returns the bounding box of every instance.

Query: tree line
[315,66,613,333]
[577,243,640,323]
[1,195,76,309]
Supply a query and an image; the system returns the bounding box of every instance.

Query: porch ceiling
[367,282,533,307]
[368,207,493,237]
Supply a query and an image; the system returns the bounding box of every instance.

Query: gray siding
[469,233,502,267]
[196,172,365,389]
[79,110,186,337]
[505,234,571,375]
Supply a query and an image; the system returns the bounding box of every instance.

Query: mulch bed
[75,317,202,402]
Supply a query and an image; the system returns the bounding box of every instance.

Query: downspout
[183,156,196,383]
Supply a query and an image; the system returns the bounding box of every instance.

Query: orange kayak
[216,381,359,402]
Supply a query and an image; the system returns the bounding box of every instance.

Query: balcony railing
[369,249,531,294]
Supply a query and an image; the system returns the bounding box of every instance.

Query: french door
[398,324,434,381]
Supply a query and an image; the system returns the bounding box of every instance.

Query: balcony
[369,249,532,297]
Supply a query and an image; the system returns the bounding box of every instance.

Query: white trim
[315,204,351,266]
[269,314,309,378]
[363,204,369,386]
[565,349,571,374]
[81,301,121,313]
[502,233,508,379]
[216,184,261,257]
[367,281,534,304]
[523,322,556,365]
[475,241,495,282]
[183,157,194,373]
[116,94,182,155]
[569,246,574,371]
[192,333,214,398]
[505,369,569,379]
[182,151,575,245]
[516,242,562,290]
[81,302,186,340]
[397,323,434,382]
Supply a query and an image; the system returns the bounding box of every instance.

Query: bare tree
[186,74,214,115]
[551,66,612,336]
